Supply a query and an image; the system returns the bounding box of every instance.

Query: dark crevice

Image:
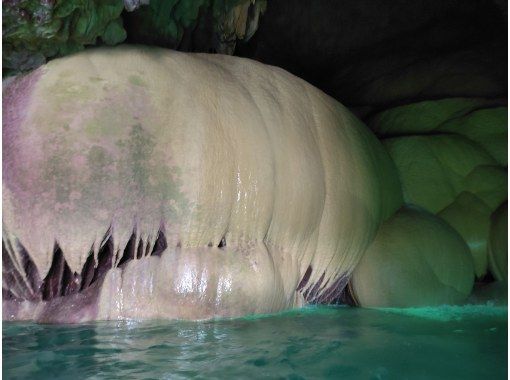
[4,228,171,302]
[16,240,41,294]
[136,238,145,259]
[41,245,68,301]
[3,287,19,301]
[477,271,496,284]
[91,237,114,285]
[336,281,358,306]
[218,236,226,248]
[303,271,325,303]
[61,265,80,297]
[296,265,312,291]
[144,240,151,257]
[3,271,20,299]
[118,232,137,267]
[151,231,167,257]
[2,241,33,300]
[315,275,350,305]
[2,240,29,298]
[2,242,27,299]
[80,251,96,291]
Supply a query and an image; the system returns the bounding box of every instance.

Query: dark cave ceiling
[3,0,507,114]
[236,0,507,111]
[238,0,507,106]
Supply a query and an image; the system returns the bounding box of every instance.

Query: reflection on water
[3,306,507,379]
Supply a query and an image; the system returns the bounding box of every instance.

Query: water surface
[3,305,507,379]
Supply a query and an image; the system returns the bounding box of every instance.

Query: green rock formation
[438,192,491,277]
[3,0,266,76]
[3,0,126,74]
[488,202,508,282]
[351,206,474,307]
[125,0,266,54]
[370,98,508,279]
[370,98,507,166]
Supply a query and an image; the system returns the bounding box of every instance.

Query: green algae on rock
[3,0,127,73]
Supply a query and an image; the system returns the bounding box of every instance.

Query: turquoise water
[3,306,507,379]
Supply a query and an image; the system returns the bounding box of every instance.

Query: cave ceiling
[3,0,507,115]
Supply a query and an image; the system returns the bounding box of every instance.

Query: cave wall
[3,0,508,304]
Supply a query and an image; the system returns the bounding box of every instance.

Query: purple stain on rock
[3,69,42,189]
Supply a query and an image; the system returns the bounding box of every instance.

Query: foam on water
[378,304,508,322]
